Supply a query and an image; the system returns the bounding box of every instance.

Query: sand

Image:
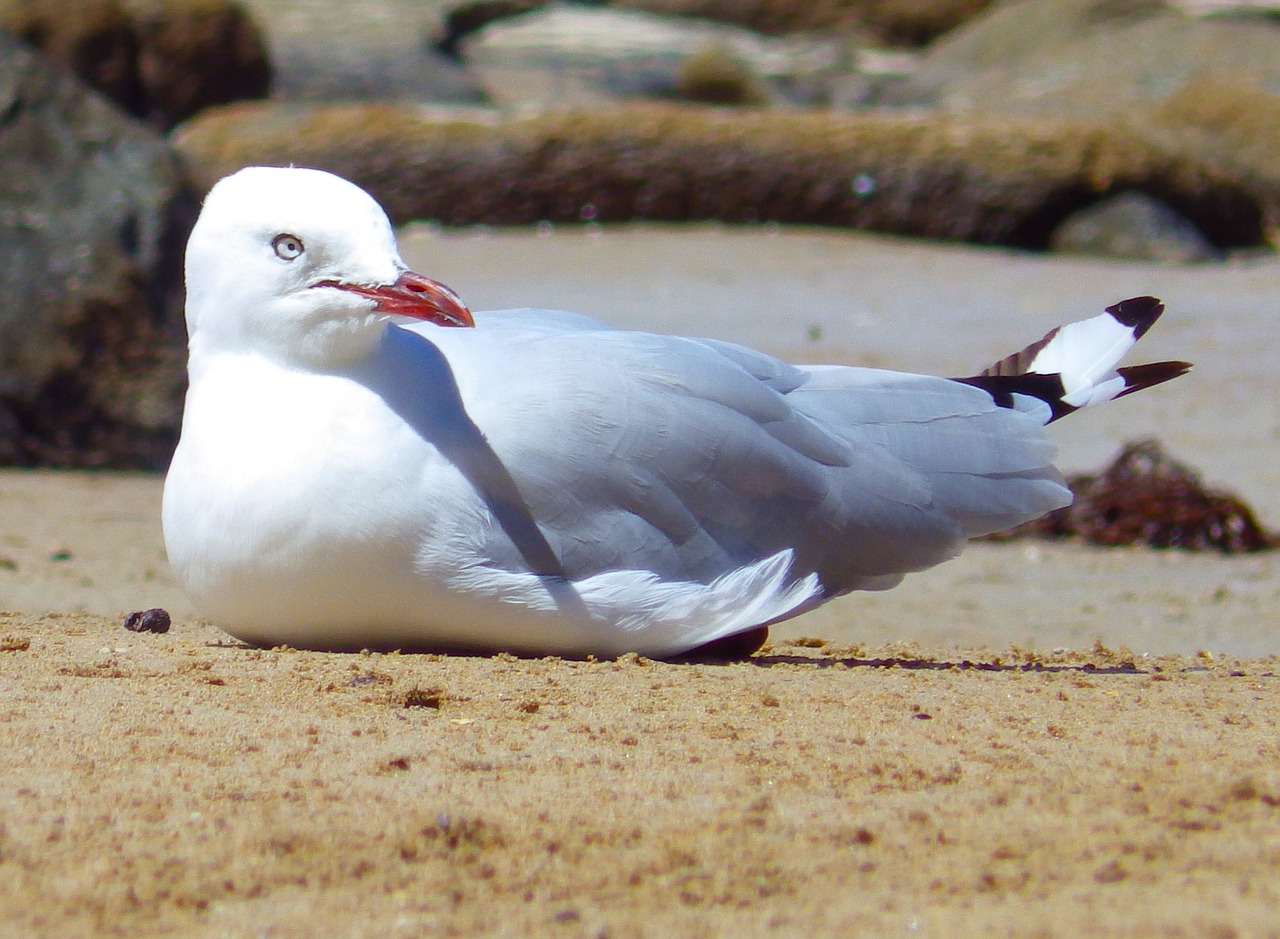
[0,606,1276,937]
[3,228,1280,936]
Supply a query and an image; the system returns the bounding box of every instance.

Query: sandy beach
[3,228,1278,935]
[0,610,1276,937]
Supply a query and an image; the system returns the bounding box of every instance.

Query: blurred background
[4,0,1280,467]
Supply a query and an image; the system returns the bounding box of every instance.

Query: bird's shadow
[745,653,1147,674]
[344,325,590,620]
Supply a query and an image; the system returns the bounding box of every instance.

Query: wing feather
[419,310,1069,596]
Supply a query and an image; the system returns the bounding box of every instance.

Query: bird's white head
[184,166,473,368]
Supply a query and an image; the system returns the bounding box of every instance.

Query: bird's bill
[315,271,475,328]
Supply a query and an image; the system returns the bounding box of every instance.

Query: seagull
[162,166,1190,658]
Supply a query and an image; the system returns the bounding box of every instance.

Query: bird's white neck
[186,298,392,374]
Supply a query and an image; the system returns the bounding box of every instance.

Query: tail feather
[1114,360,1194,400]
[956,296,1189,423]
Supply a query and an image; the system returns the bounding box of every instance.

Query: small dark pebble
[404,687,443,709]
[122,608,171,634]
[912,712,933,720]
[985,438,1278,553]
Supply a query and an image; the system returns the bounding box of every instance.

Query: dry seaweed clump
[172,101,1266,250]
[988,439,1278,553]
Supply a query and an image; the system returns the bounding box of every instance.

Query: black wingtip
[957,360,1191,423]
[1105,296,1164,339]
[956,372,1077,422]
[1114,360,1192,399]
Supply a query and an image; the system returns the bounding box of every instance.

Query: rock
[1146,78,1280,227]
[607,0,995,44]
[879,0,1280,120]
[434,0,545,58]
[268,31,486,104]
[0,0,270,128]
[122,608,171,633]
[671,44,770,105]
[0,32,193,468]
[1049,191,1220,262]
[124,0,272,127]
[1173,0,1280,17]
[227,0,485,104]
[868,0,1280,234]
[438,0,994,49]
[0,0,141,109]
[173,100,1265,250]
[458,5,845,107]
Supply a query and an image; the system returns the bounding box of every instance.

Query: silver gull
[162,166,1190,657]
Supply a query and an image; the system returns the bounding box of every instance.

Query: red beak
[315,270,475,328]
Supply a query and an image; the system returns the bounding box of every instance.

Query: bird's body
[163,167,1189,657]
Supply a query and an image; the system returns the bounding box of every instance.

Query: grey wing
[695,340,1071,588]
[442,318,1070,594]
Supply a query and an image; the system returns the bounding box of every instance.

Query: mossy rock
[671,44,770,105]
[882,0,1280,122]
[0,0,141,109]
[173,101,1265,249]
[125,0,271,128]
[1147,77,1280,229]
[0,0,269,128]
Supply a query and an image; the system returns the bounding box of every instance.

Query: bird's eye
[272,233,305,261]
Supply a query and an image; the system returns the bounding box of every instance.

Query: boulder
[439,0,995,46]
[1048,191,1220,263]
[608,0,995,44]
[0,0,141,109]
[1146,78,1280,227]
[124,0,272,127]
[0,31,193,467]
[457,5,845,107]
[228,0,485,104]
[868,0,1280,231]
[173,100,1265,249]
[0,0,271,128]
[435,0,545,58]
[878,0,1280,119]
[267,28,486,104]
